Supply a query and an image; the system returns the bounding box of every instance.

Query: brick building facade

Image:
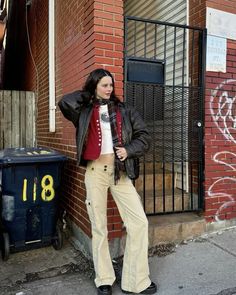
[25,0,125,247]
[2,0,236,255]
[203,0,236,223]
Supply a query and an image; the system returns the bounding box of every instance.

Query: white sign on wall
[206,7,236,40]
[206,35,227,72]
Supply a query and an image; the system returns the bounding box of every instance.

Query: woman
[58,69,157,295]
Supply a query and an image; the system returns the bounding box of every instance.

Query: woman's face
[96,76,113,100]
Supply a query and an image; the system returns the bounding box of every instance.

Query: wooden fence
[0,90,36,149]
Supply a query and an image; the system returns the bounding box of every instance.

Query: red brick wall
[203,1,236,222]
[20,0,236,233]
[189,0,236,223]
[205,40,236,222]
[189,0,206,28]
[206,0,236,14]
[24,0,124,239]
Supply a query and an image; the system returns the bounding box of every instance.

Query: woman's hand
[115,147,128,161]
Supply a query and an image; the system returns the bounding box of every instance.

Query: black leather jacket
[58,91,150,180]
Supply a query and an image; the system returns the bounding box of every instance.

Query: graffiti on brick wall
[208,79,236,221]
[210,79,236,143]
[207,152,236,221]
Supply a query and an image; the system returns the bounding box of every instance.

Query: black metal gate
[124,16,206,215]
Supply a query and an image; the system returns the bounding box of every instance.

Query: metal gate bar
[124,16,206,215]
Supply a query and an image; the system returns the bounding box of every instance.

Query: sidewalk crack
[207,240,236,258]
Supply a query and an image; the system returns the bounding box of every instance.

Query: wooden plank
[20,91,26,147]
[0,90,3,149]
[25,91,36,147]
[4,90,12,148]
[0,91,36,148]
[11,90,20,147]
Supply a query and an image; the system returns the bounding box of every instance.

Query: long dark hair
[81,68,120,104]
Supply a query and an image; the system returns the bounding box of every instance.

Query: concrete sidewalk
[1,227,236,295]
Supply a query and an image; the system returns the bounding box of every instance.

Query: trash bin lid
[0,147,67,165]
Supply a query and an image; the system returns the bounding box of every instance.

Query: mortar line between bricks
[207,240,236,258]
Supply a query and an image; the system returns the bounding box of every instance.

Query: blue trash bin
[0,147,67,260]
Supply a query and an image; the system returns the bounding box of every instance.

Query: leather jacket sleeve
[123,106,151,158]
[58,90,84,126]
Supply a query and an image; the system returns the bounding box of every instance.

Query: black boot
[97,285,112,295]
[122,282,157,294]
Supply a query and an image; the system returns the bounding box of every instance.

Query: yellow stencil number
[22,179,28,202]
[41,175,55,202]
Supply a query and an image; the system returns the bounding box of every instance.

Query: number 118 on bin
[22,174,55,202]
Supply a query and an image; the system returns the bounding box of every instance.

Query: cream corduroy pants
[84,161,151,293]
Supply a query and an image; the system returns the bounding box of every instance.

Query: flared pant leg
[110,174,151,293]
[85,163,116,287]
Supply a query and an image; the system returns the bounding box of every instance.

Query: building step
[140,162,177,174]
[138,189,198,214]
[139,162,164,172]
[148,212,206,247]
[135,170,174,191]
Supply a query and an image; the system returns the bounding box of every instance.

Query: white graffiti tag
[209,79,236,221]
[210,79,236,143]
[208,152,236,221]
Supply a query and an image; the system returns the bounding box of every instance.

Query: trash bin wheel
[1,232,10,261]
[52,224,63,250]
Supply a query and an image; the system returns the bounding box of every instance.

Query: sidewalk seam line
[207,240,236,258]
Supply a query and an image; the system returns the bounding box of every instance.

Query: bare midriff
[94,153,115,165]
